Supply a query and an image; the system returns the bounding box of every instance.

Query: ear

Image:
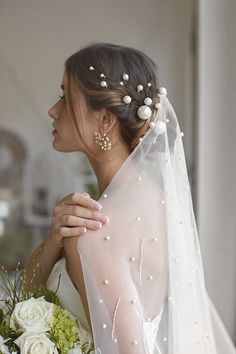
[95,108,117,133]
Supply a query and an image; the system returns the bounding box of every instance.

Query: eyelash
[59,94,66,102]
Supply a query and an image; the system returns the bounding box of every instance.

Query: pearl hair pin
[123,95,132,104]
[137,84,144,92]
[100,81,108,88]
[137,105,152,120]
[88,65,168,126]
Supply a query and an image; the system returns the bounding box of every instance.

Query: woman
[24,43,236,353]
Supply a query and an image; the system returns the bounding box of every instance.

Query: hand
[48,192,109,247]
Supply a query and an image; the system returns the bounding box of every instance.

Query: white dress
[46,257,91,334]
[46,257,163,353]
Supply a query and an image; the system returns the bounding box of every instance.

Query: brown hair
[64,42,160,155]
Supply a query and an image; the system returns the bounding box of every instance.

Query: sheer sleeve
[76,94,236,354]
[77,177,168,354]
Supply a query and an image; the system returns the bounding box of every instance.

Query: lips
[52,125,58,133]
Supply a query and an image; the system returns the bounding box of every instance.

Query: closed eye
[59,94,66,102]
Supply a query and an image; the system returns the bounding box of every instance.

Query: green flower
[50,305,80,354]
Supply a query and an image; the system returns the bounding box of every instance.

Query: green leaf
[33,285,60,306]
[0,308,3,325]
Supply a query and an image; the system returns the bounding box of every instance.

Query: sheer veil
[77,91,236,353]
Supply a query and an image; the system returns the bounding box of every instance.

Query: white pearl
[155,102,162,109]
[152,237,158,241]
[159,87,167,96]
[130,257,136,261]
[100,73,105,77]
[102,323,107,329]
[103,279,109,285]
[137,84,143,92]
[160,199,165,204]
[163,337,167,342]
[168,296,172,301]
[148,275,154,280]
[114,339,118,343]
[156,120,166,134]
[144,97,153,106]
[130,299,137,304]
[149,122,155,128]
[139,137,143,142]
[123,73,129,80]
[89,66,95,70]
[156,121,166,134]
[137,105,152,120]
[103,193,108,198]
[99,299,103,303]
[104,236,110,241]
[166,118,170,123]
[100,81,107,88]
[132,340,138,345]
[147,82,151,87]
[181,131,184,137]
[123,95,132,104]
[136,216,141,221]
[120,81,124,86]
[137,176,142,181]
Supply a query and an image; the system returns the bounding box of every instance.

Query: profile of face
[48,71,94,154]
[48,71,118,155]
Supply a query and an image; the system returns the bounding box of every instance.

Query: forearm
[24,234,64,292]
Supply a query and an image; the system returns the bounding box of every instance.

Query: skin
[47,70,131,331]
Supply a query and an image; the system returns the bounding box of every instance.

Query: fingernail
[101,216,109,224]
[91,221,102,229]
[79,227,87,233]
[94,203,103,210]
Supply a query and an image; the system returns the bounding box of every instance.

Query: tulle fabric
[77,94,236,353]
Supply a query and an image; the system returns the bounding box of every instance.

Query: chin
[52,141,82,153]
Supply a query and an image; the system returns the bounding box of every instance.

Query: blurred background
[0,0,235,344]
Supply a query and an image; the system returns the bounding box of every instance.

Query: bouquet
[0,263,94,354]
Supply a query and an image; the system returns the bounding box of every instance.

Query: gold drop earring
[94,131,112,151]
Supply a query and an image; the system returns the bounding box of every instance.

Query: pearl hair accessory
[123,73,129,81]
[137,84,144,92]
[100,81,108,88]
[144,97,153,106]
[137,105,152,120]
[123,95,132,104]
[159,87,167,96]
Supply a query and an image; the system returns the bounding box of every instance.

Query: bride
[24,42,236,353]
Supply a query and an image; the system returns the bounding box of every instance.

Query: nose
[48,103,59,120]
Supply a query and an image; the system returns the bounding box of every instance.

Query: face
[48,71,94,153]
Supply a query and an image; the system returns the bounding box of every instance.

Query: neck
[87,145,131,197]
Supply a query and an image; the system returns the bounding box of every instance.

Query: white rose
[14,332,58,354]
[68,345,83,354]
[10,296,54,333]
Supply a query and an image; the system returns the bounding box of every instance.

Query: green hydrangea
[50,305,79,354]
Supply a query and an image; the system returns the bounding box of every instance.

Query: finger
[60,226,87,237]
[61,192,102,210]
[81,192,90,198]
[60,205,109,224]
[61,215,103,230]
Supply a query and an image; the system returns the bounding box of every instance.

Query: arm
[24,234,64,292]
[24,192,108,292]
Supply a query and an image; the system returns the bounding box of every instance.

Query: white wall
[0,0,193,215]
[198,0,236,341]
